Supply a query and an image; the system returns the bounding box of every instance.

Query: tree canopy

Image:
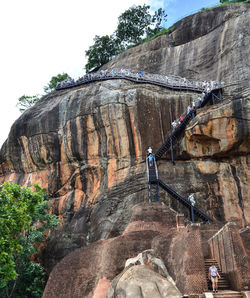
[17,73,72,113]
[17,95,41,113]
[116,4,152,45]
[85,4,167,71]
[0,182,60,297]
[85,35,122,72]
[44,73,72,93]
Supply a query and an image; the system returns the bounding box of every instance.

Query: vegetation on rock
[43,73,72,94]
[17,73,71,113]
[17,95,41,113]
[85,35,123,73]
[0,182,60,297]
[85,4,167,72]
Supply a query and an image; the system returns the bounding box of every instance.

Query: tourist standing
[208,264,221,293]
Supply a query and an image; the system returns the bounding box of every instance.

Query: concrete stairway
[204,290,244,297]
[212,290,243,298]
[204,259,231,291]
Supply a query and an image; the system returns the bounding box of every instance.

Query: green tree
[85,35,122,72]
[116,4,152,45]
[43,73,72,93]
[84,5,167,71]
[0,182,60,297]
[147,8,167,37]
[17,95,41,113]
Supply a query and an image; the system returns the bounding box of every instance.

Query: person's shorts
[211,276,218,282]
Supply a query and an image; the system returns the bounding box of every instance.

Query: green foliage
[116,4,152,45]
[85,4,167,71]
[0,182,60,297]
[139,27,174,45]
[85,35,123,72]
[17,95,41,113]
[44,73,71,93]
[146,8,168,38]
[17,73,71,113]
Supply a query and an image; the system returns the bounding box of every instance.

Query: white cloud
[0,0,148,147]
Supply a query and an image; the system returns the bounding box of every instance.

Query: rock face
[104,3,250,88]
[42,204,208,297]
[0,3,249,274]
[108,265,182,298]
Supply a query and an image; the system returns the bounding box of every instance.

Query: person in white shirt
[209,264,221,293]
[188,193,195,206]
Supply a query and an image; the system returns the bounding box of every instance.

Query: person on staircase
[208,264,221,293]
[187,105,192,114]
[188,193,195,206]
[172,120,177,130]
[197,96,202,108]
[147,147,153,155]
[147,147,154,167]
[179,114,184,125]
[192,100,196,118]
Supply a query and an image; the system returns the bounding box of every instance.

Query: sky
[0,0,220,147]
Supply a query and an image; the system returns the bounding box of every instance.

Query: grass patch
[200,0,249,12]
[138,27,175,45]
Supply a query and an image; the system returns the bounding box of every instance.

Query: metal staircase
[155,110,194,160]
[146,88,224,222]
[157,180,212,222]
[155,88,223,160]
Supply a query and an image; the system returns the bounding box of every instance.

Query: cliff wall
[0,3,249,271]
[104,3,249,89]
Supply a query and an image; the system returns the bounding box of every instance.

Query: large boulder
[108,265,182,298]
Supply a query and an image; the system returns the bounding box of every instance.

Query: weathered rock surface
[0,4,249,273]
[43,203,208,297]
[104,4,250,89]
[183,98,250,157]
[108,265,182,298]
[0,80,203,270]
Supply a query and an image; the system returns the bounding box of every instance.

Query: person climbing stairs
[157,180,212,222]
[205,259,231,291]
[155,88,223,160]
[203,259,245,297]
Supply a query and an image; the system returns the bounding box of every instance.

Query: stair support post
[170,136,175,165]
[148,183,152,203]
[156,180,160,202]
[190,205,195,222]
[212,93,215,105]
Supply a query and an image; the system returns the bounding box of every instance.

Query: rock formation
[104,3,250,90]
[108,265,182,298]
[42,204,208,297]
[0,3,249,294]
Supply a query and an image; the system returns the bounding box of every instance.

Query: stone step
[204,291,243,298]
[212,290,243,298]
[206,279,230,284]
[205,259,231,291]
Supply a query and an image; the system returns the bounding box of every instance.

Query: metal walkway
[146,87,223,222]
[155,88,223,160]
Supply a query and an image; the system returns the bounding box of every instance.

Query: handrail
[155,88,223,159]
[157,179,212,222]
[55,69,223,94]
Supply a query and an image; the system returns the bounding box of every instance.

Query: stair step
[205,259,232,291]
[211,290,243,298]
